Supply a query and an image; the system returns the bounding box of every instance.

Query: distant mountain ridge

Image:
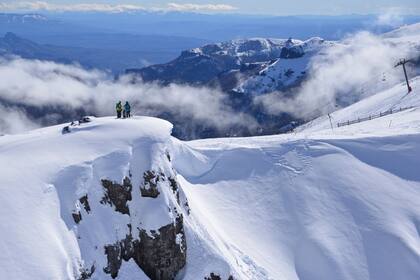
[127,37,331,92]
[0,13,49,24]
[0,32,207,73]
[0,32,145,71]
[126,35,334,92]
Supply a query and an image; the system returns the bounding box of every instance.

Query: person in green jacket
[116,101,123,118]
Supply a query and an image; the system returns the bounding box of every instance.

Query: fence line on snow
[337,106,414,127]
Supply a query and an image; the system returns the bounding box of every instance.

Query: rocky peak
[54,137,190,280]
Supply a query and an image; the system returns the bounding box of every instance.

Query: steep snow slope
[382,22,420,41]
[175,134,420,279]
[297,76,420,135]
[1,76,420,279]
[171,76,420,279]
[235,38,334,94]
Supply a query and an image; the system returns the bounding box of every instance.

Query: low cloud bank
[0,104,39,135]
[0,57,256,135]
[0,1,237,13]
[167,3,237,12]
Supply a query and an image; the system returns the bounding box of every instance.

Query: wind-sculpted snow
[168,78,420,279]
[173,134,420,279]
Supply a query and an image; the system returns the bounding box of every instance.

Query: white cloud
[0,58,256,135]
[375,8,404,27]
[255,31,414,119]
[0,104,39,134]
[0,1,237,13]
[167,3,237,12]
[0,1,145,13]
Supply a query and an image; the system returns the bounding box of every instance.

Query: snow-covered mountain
[1,68,420,279]
[126,37,331,90]
[234,37,334,94]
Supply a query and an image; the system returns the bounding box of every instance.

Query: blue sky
[0,0,419,15]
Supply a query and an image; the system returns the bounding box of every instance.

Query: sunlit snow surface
[173,77,420,279]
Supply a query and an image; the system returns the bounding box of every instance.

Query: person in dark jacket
[124,101,131,118]
[116,101,122,118]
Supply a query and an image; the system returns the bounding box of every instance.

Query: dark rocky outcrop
[71,195,91,224]
[280,38,304,59]
[103,215,186,280]
[103,243,123,278]
[77,264,95,280]
[72,211,82,224]
[205,273,221,280]
[205,274,234,280]
[168,177,180,203]
[140,171,163,198]
[79,195,91,213]
[76,160,188,279]
[62,126,71,134]
[135,215,186,280]
[101,177,132,215]
[280,46,304,59]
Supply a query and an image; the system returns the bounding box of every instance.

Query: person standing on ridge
[116,101,123,118]
[124,101,131,118]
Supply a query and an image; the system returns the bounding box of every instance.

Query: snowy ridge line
[337,106,414,127]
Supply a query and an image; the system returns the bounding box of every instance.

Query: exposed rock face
[168,177,180,203]
[79,195,91,213]
[77,264,95,280]
[63,148,190,280]
[139,168,190,215]
[204,274,234,280]
[140,171,162,198]
[101,177,132,215]
[205,273,221,280]
[280,45,304,59]
[71,195,91,224]
[72,211,82,224]
[103,243,123,278]
[103,215,187,280]
[136,216,186,280]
